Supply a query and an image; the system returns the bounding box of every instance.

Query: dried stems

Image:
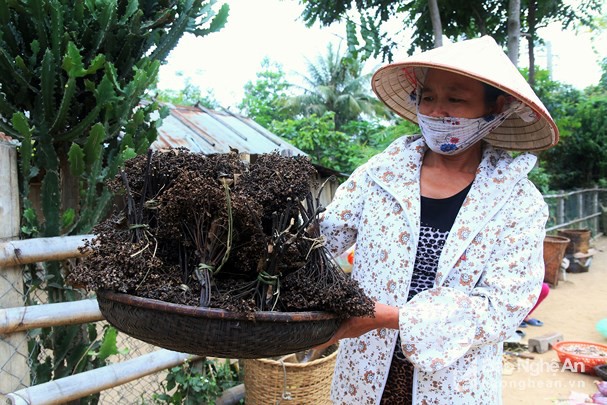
[70,150,374,318]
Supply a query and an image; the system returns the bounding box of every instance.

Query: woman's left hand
[315,302,400,350]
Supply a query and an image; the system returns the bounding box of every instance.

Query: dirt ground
[502,235,607,404]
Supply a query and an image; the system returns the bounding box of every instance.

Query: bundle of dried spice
[69,148,373,319]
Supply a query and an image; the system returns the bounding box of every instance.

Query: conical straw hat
[371,36,559,152]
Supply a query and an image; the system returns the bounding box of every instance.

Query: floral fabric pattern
[320,135,547,404]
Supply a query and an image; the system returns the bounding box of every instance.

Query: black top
[408,182,473,301]
[421,182,473,231]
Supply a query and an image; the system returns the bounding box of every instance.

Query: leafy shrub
[153,359,243,405]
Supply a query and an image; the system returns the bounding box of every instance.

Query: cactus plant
[0,0,228,399]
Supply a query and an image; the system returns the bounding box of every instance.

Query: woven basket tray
[96,290,341,359]
[243,346,338,404]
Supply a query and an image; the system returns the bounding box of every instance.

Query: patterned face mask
[417,112,510,155]
[413,86,535,155]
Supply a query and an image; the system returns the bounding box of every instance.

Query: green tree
[272,112,417,174]
[286,43,389,130]
[539,60,607,189]
[542,93,607,188]
[507,68,586,191]
[156,77,219,108]
[600,57,607,90]
[299,0,603,76]
[523,0,601,86]
[523,68,582,140]
[272,112,353,172]
[300,0,508,59]
[0,0,227,398]
[340,118,419,169]
[236,48,413,174]
[238,57,293,128]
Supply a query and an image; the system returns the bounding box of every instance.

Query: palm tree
[287,43,390,130]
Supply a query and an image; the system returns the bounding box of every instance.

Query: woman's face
[418,69,494,119]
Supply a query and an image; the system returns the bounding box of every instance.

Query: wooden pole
[216,384,245,405]
[0,140,30,397]
[6,349,202,405]
[0,235,94,267]
[578,193,584,228]
[592,189,599,236]
[557,193,565,228]
[0,299,103,334]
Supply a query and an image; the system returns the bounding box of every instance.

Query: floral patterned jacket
[320,135,547,404]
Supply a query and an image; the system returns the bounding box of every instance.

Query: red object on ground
[552,341,607,375]
[347,251,354,265]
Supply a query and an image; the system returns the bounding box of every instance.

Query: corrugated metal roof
[153,104,305,156]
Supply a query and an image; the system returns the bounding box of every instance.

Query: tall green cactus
[0,0,228,399]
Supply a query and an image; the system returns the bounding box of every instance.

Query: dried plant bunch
[69,149,374,318]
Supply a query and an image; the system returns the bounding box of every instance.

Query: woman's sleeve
[398,181,547,373]
[318,165,368,258]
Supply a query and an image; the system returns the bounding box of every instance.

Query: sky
[157,0,607,108]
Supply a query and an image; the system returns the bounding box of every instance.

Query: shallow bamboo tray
[96,290,341,359]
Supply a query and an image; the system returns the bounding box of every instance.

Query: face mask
[417,113,509,155]
[414,89,531,155]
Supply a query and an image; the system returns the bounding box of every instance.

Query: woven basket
[557,228,591,254]
[96,290,341,359]
[543,235,569,287]
[243,346,338,404]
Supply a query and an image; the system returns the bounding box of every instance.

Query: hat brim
[371,36,559,152]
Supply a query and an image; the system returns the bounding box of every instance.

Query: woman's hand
[315,302,400,350]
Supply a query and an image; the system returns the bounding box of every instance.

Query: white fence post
[592,188,600,234]
[577,192,584,226]
[557,191,565,226]
[7,350,202,405]
[0,140,30,399]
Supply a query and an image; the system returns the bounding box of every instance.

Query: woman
[319,36,559,404]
